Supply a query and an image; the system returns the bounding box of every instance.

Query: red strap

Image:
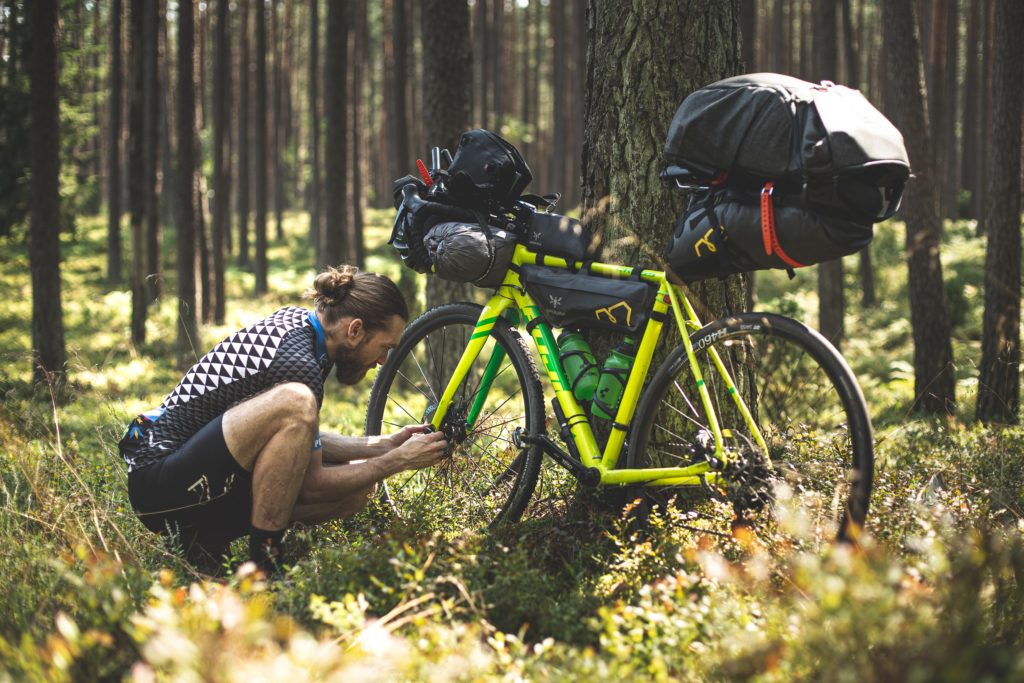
[760,182,806,269]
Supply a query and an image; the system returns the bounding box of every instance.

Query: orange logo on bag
[595,301,633,327]
[694,228,717,257]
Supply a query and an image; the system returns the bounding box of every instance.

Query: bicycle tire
[365,303,545,530]
[626,312,873,544]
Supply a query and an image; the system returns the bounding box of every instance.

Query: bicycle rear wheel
[626,313,873,546]
[365,303,545,531]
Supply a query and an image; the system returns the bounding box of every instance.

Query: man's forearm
[298,453,402,505]
[319,431,392,464]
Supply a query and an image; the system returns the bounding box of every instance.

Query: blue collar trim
[307,311,330,369]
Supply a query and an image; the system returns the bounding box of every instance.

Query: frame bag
[662,72,909,282]
[520,265,656,334]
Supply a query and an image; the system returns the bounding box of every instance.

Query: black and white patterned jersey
[119,306,334,472]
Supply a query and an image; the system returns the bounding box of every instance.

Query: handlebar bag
[520,265,656,334]
[520,211,599,263]
[447,129,533,209]
[424,221,517,289]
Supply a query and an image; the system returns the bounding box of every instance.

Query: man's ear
[346,318,364,342]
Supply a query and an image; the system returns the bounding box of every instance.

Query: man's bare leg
[221,382,319,565]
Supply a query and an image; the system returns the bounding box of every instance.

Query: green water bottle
[591,338,638,421]
[557,330,599,403]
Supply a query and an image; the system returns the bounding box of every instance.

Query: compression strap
[760,182,805,269]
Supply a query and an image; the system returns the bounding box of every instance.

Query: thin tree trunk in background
[490,0,502,130]
[237,0,251,267]
[976,0,1024,424]
[571,0,586,209]
[29,0,66,384]
[942,0,959,220]
[129,0,146,345]
[388,0,409,185]
[962,0,980,220]
[272,0,284,241]
[308,0,321,262]
[772,0,786,73]
[352,0,366,268]
[422,0,474,311]
[741,0,756,70]
[323,0,348,266]
[196,3,212,325]
[254,0,269,293]
[883,0,956,415]
[159,0,175,227]
[474,0,488,128]
[842,0,875,307]
[549,1,566,199]
[212,0,230,324]
[815,0,844,347]
[108,0,123,284]
[977,0,994,234]
[143,0,161,304]
[176,0,200,368]
[928,0,949,219]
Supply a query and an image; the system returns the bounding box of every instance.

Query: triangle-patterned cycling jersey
[119,306,334,472]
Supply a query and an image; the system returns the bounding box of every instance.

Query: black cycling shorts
[128,415,253,548]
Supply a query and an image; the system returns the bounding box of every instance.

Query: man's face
[334,315,405,386]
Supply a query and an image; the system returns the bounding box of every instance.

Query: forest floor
[2,213,1023,681]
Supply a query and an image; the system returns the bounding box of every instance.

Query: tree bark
[323,0,348,267]
[129,0,146,345]
[549,1,566,200]
[814,0,844,347]
[107,0,124,284]
[962,0,981,220]
[740,0,756,70]
[212,0,231,324]
[29,0,66,385]
[351,0,367,268]
[976,0,1024,424]
[176,0,200,368]
[254,0,269,292]
[882,0,956,415]
[308,0,321,261]
[236,0,251,267]
[143,0,161,304]
[582,0,744,320]
[388,0,410,187]
[422,0,474,311]
[272,0,283,241]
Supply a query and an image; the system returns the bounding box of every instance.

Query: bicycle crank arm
[513,428,601,487]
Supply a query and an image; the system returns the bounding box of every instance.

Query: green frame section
[425,243,767,488]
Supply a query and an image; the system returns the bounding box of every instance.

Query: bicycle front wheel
[626,312,873,546]
[365,303,545,531]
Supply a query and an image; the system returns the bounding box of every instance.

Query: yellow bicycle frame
[428,244,767,488]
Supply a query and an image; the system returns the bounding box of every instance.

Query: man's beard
[333,342,373,386]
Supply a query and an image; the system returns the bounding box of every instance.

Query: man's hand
[384,423,432,451]
[384,430,449,473]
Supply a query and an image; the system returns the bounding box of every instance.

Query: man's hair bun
[309,265,358,308]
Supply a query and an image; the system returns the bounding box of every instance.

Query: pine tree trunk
[108,0,124,284]
[323,0,348,266]
[814,0,844,347]
[212,0,230,324]
[29,0,66,385]
[272,0,283,241]
[254,0,269,293]
[962,0,980,220]
[236,0,251,267]
[129,0,147,345]
[976,0,1024,424]
[882,0,956,415]
[582,0,744,320]
[176,0,200,368]
[549,1,566,199]
[422,0,474,311]
[143,0,161,304]
[308,0,321,262]
[351,0,367,268]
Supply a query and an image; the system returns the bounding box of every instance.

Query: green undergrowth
[2,213,1023,680]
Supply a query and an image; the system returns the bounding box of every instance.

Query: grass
[1,211,1024,680]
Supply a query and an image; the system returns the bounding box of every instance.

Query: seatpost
[430,147,441,172]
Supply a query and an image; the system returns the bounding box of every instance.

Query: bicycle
[365,147,873,546]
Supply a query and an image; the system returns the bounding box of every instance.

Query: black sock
[249,526,286,575]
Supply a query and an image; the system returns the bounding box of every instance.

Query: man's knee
[268,382,318,430]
